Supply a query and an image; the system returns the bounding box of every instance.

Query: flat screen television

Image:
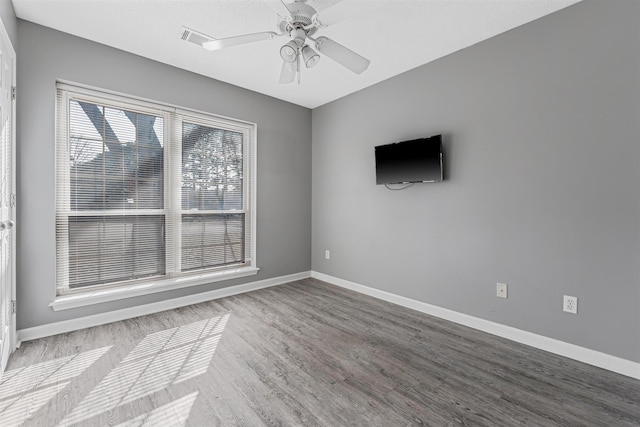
[375,135,443,185]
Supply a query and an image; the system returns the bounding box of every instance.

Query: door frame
[0,13,16,377]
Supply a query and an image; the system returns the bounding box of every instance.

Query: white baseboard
[18,271,311,344]
[16,270,640,380]
[311,271,640,380]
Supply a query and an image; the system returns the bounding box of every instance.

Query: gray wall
[312,0,640,362]
[16,20,312,329]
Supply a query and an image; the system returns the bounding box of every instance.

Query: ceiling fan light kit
[191,0,370,84]
[280,40,299,62]
[301,45,320,68]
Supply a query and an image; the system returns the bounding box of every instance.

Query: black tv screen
[375,135,443,185]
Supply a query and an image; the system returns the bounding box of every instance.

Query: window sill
[50,266,260,311]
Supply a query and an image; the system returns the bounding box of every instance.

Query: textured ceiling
[12,0,581,108]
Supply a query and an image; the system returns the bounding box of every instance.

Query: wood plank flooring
[2,278,639,426]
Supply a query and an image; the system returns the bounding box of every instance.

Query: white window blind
[55,83,256,294]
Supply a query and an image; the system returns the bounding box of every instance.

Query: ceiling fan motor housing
[278,2,318,37]
[291,28,307,46]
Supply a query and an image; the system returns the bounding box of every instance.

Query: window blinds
[55,84,255,293]
[181,122,246,271]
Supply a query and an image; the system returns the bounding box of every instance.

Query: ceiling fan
[195,0,370,84]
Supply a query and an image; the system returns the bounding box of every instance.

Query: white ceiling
[12,0,581,109]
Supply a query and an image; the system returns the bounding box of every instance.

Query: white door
[0,16,15,378]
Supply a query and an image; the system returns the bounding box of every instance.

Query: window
[55,83,256,297]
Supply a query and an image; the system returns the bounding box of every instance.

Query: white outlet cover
[563,295,578,314]
[497,282,508,298]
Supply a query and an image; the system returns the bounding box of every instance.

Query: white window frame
[52,82,258,311]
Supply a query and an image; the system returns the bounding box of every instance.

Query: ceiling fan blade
[313,0,371,27]
[203,32,279,51]
[314,36,370,74]
[279,60,297,84]
[262,0,292,18]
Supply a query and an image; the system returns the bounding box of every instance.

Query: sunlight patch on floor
[113,392,199,427]
[0,346,111,424]
[59,314,229,426]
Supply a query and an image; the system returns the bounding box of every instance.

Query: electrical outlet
[563,295,578,314]
[497,282,508,298]
[325,250,330,260]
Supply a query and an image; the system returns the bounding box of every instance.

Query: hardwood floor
[2,278,639,426]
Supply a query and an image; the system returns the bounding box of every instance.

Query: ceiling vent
[179,27,214,46]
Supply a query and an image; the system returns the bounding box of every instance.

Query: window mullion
[167,113,182,275]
